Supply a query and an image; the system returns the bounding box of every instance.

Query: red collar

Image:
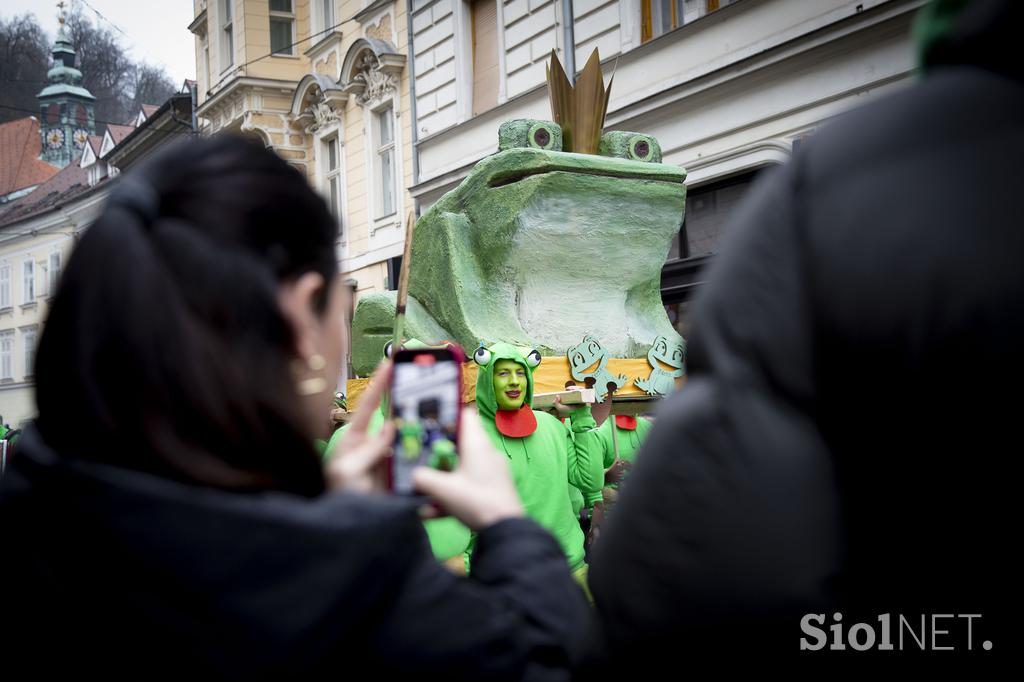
[495,405,537,437]
[615,415,638,430]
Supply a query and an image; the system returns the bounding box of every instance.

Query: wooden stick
[392,211,416,351]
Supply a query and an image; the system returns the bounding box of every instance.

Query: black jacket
[0,427,590,679]
[587,63,1022,671]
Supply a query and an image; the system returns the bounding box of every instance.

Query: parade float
[339,50,687,418]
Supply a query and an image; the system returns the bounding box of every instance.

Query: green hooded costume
[582,415,654,506]
[324,342,472,565]
[473,342,604,571]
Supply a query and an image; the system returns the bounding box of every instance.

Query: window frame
[21,259,34,305]
[315,0,335,36]
[269,0,297,57]
[21,326,37,379]
[372,105,397,220]
[220,0,234,72]
[0,330,14,381]
[0,262,10,310]
[48,251,61,297]
[321,132,345,240]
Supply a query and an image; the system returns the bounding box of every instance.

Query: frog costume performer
[324,342,472,569]
[472,342,604,579]
[583,415,655,508]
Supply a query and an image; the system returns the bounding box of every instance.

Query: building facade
[190,0,416,309]
[0,90,195,427]
[407,0,926,337]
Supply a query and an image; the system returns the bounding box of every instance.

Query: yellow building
[190,0,415,321]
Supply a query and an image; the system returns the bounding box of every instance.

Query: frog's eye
[498,119,563,152]
[588,341,599,354]
[599,131,662,163]
[673,349,683,361]
[525,350,542,368]
[383,340,393,358]
[574,352,585,367]
[473,346,492,366]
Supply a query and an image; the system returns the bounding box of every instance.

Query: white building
[408,0,925,334]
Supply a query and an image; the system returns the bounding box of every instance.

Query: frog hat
[473,342,543,438]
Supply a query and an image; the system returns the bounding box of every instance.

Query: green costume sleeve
[565,406,604,499]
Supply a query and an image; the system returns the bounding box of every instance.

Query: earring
[293,354,328,396]
[296,376,328,396]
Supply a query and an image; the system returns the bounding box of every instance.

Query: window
[470,0,499,116]
[667,171,761,260]
[220,0,234,70]
[375,108,396,218]
[269,0,295,56]
[323,135,343,236]
[48,251,62,296]
[203,35,211,91]
[22,260,34,304]
[641,0,730,43]
[386,255,403,291]
[0,264,10,309]
[22,327,36,378]
[0,331,13,381]
[316,0,335,35]
[641,0,683,43]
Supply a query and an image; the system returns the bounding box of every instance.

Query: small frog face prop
[648,335,684,370]
[635,335,686,396]
[566,335,628,399]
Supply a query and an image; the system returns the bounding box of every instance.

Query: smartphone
[388,344,464,496]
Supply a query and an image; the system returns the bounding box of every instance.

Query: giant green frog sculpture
[350,119,687,375]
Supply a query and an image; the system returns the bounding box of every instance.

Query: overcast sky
[2,0,196,86]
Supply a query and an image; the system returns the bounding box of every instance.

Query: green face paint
[493,358,528,411]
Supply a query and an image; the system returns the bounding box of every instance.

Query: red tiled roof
[0,117,59,197]
[106,123,136,145]
[0,152,93,227]
[87,135,103,155]
[140,104,160,118]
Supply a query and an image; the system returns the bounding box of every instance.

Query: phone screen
[390,349,461,495]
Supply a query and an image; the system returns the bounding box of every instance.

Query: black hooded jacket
[587,0,1022,671]
[0,427,590,679]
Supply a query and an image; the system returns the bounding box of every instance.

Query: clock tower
[37,2,96,169]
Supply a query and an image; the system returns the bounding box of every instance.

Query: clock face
[46,128,65,149]
[73,128,89,148]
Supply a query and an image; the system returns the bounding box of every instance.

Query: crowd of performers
[322,341,653,592]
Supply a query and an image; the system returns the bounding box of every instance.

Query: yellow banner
[345,357,679,412]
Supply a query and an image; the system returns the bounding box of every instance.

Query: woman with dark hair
[0,136,589,678]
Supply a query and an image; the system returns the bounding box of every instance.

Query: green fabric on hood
[473,342,538,423]
[913,0,1020,81]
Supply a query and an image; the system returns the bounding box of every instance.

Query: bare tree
[64,5,134,124]
[129,63,177,115]
[0,14,50,124]
[0,8,178,127]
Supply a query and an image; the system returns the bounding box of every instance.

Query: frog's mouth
[487,165,686,189]
[653,357,682,372]
[573,357,603,376]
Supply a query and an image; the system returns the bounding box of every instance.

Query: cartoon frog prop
[635,334,685,396]
[567,335,629,399]
[349,119,686,376]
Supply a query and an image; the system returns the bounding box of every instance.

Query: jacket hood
[914,0,1020,82]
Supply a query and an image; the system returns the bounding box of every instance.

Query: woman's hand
[325,361,395,493]
[412,408,524,531]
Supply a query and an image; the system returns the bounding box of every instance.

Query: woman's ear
[277,271,326,359]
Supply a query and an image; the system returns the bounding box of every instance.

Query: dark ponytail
[34,135,338,496]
